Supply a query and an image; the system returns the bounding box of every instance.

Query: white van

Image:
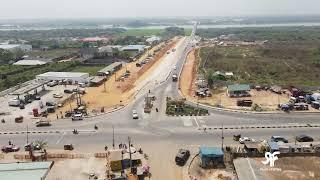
[72,113,83,121]
[8,99,21,107]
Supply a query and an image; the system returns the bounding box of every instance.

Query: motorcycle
[94,125,98,130]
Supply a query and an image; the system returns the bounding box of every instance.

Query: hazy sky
[0,0,319,19]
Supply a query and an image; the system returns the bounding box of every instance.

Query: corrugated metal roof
[98,62,122,74]
[37,72,89,78]
[13,60,48,66]
[0,161,53,180]
[227,84,250,92]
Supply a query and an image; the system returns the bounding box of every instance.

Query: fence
[13,153,87,160]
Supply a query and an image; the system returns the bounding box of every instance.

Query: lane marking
[246,158,258,180]
[56,132,66,144]
[193,117,200,128]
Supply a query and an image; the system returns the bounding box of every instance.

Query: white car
[173,66,177,70]
[132,110,139,119]
[53,93,63,98]
[72,113,83,121]
[239,137,254,144]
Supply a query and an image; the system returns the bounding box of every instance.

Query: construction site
[57,37,181,117]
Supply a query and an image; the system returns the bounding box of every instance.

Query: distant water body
[1,22,320,31]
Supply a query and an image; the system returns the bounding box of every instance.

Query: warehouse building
[36,72,90,84]
[0,44,32,52]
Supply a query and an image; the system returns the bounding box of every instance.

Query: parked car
[46,101,56,107]
[296,135,313,142]
[237,100,253,107]
[64,89,73,94]
[8,99,21,107]
[72,113,83,121]
[24,142,41,151]
[132,110,139,119]
[239,137,254,144]
[175,149,190,166]
[271,136,288,143]
[47,81,58,87]
[53,93,63,98]
[35,96,41,100]
[64,144,74,150]
[1,145,20,153]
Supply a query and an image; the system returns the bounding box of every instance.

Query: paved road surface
[0,22,319,180]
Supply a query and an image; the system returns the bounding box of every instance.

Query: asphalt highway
[0,22,319,153]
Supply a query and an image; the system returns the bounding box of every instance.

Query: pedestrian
[8,140,11,145]
[56,114,59,119]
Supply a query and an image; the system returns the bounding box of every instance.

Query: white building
[13,58,51,66]
[0,44,32,52]
[146,36,161,44]
[36,72,90,84]
[121,45,146,52]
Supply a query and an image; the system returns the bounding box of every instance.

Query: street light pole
[27,124,29,144]
[221,123,224,150]
[128,136,133,173]
[112,125,115,149]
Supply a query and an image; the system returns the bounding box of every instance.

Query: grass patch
[166,97,209,116]
[26,48,79,59]
[200,45,320,86]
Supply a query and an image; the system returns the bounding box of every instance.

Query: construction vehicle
[172,73,178,82]
[144,96,153,113]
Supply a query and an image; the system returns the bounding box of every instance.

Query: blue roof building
[199,147,224,168]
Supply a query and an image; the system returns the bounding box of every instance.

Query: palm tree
[34,140,48,150]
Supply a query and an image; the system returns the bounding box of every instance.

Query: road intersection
[0,23,319,153]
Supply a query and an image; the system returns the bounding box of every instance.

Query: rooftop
[199,147,224,156]
[98,62,122,74]
[13,59,48,66]
[37,72,89,78]
[0,161,53,180]
[0,44,22,49]
[121,45,146,51]
[227,84,250,92]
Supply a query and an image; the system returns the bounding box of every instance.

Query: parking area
[0,81,79,123]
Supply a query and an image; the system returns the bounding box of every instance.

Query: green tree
[0,49,14,64]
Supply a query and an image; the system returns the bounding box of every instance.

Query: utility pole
[128,136,133,173]
[112,125,115,149]
[26,125,29,144]
[221,123,224,151]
